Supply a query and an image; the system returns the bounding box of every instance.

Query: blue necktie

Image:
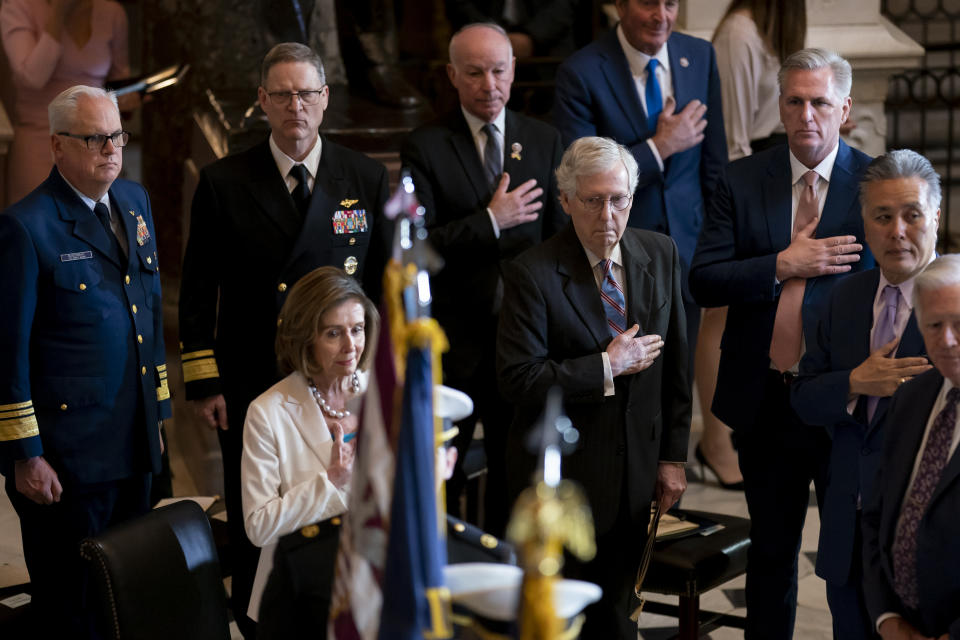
[600,259,627,336]
[645,58,662,132]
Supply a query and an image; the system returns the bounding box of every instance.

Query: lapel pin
[679,57,689,68]
[510,142,522,161]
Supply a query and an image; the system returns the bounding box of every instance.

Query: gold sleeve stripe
[183,358,220,382]
[157,364,167,372]
[0,400,33,412]
[156,377,171,402]
[181,349,215,360]
[0,407,35,419]
[0,414,39,441]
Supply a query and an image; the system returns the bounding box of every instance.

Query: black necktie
[289,164,311,218]
[482,123,502,188]
[94,202,121,255]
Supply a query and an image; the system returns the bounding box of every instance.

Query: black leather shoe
[367,64,425,109]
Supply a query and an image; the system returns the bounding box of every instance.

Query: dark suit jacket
[862,368,960,638]
[791,268,925,585]
[0,169,170,484]
[497,223,690,534]
[689,141,875,431]
[554,29,727,282]
[401,108,566,381]
[178,136,388,422]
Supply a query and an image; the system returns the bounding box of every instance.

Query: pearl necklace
[309,383,351,419]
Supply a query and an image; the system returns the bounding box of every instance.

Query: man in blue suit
[862,254,960,640]
[0,86,170,639]
[792,150,939,639]
[690,49,874,639]
[555,0,727,353]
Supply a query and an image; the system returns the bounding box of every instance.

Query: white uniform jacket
[240,370,364,619]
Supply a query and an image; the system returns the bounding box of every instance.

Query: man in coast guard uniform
[178,42,388,636]
[0,85,170,640]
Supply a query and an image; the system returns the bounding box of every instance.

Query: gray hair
[778,48,852,99]
[913,255,960,319]
[860,149,942,213]
[555,136,639,197]
[448,22,513,65]
[260,42,326,87]
[48,85,117,134]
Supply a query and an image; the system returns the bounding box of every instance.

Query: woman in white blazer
[240,266,379,636]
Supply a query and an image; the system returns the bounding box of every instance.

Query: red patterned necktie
[770,170,819,372]
[600,259,627,336]
[891,386,960,609]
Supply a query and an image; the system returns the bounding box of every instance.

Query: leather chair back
[80,500,231,640]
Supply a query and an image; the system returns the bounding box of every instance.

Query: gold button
[78,283,86,291]
[453,523,466,533]
[60,404,67,411]
[349,237,356,246]
[301,524,320,538]
[278,283,287,292]
[137,334,143,344]
[131,304,137,314]
[331,517,341,526]
[141,366,147,375]
[146,257,152,265]
[125,275,131,285]
[480,533,498,549]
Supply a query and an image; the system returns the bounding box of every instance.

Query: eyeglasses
[265,89,325,106]
[576,193,632,213]
[57,131,130,151]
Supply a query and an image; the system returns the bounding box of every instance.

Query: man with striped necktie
[498,136,690,639]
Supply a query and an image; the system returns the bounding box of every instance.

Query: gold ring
[899,377,907,386]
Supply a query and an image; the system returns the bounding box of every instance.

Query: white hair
[913,255,960,321]
[48,85,118,134]
[555,136,639,197]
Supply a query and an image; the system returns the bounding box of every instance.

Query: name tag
[60,251,93,262]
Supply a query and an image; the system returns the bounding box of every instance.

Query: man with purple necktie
[791,149,939,639]
[861,253,960,640]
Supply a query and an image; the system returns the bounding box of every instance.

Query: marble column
[680,0,925,157]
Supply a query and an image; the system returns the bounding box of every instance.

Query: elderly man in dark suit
[0,85,170,639]
[690,48,874,639]
[862,254,960,640]
[792,149,939,639]
[401,22,565,537]
[554,0,727,355]
[178,42,388,636]
[498,136,690,639]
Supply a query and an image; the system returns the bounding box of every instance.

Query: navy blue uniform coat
[0,168,170,483]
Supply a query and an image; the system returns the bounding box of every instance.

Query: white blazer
[240,370,364,620]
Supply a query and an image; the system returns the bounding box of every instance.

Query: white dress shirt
[269,134,322,194]
[616,24,671,171]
